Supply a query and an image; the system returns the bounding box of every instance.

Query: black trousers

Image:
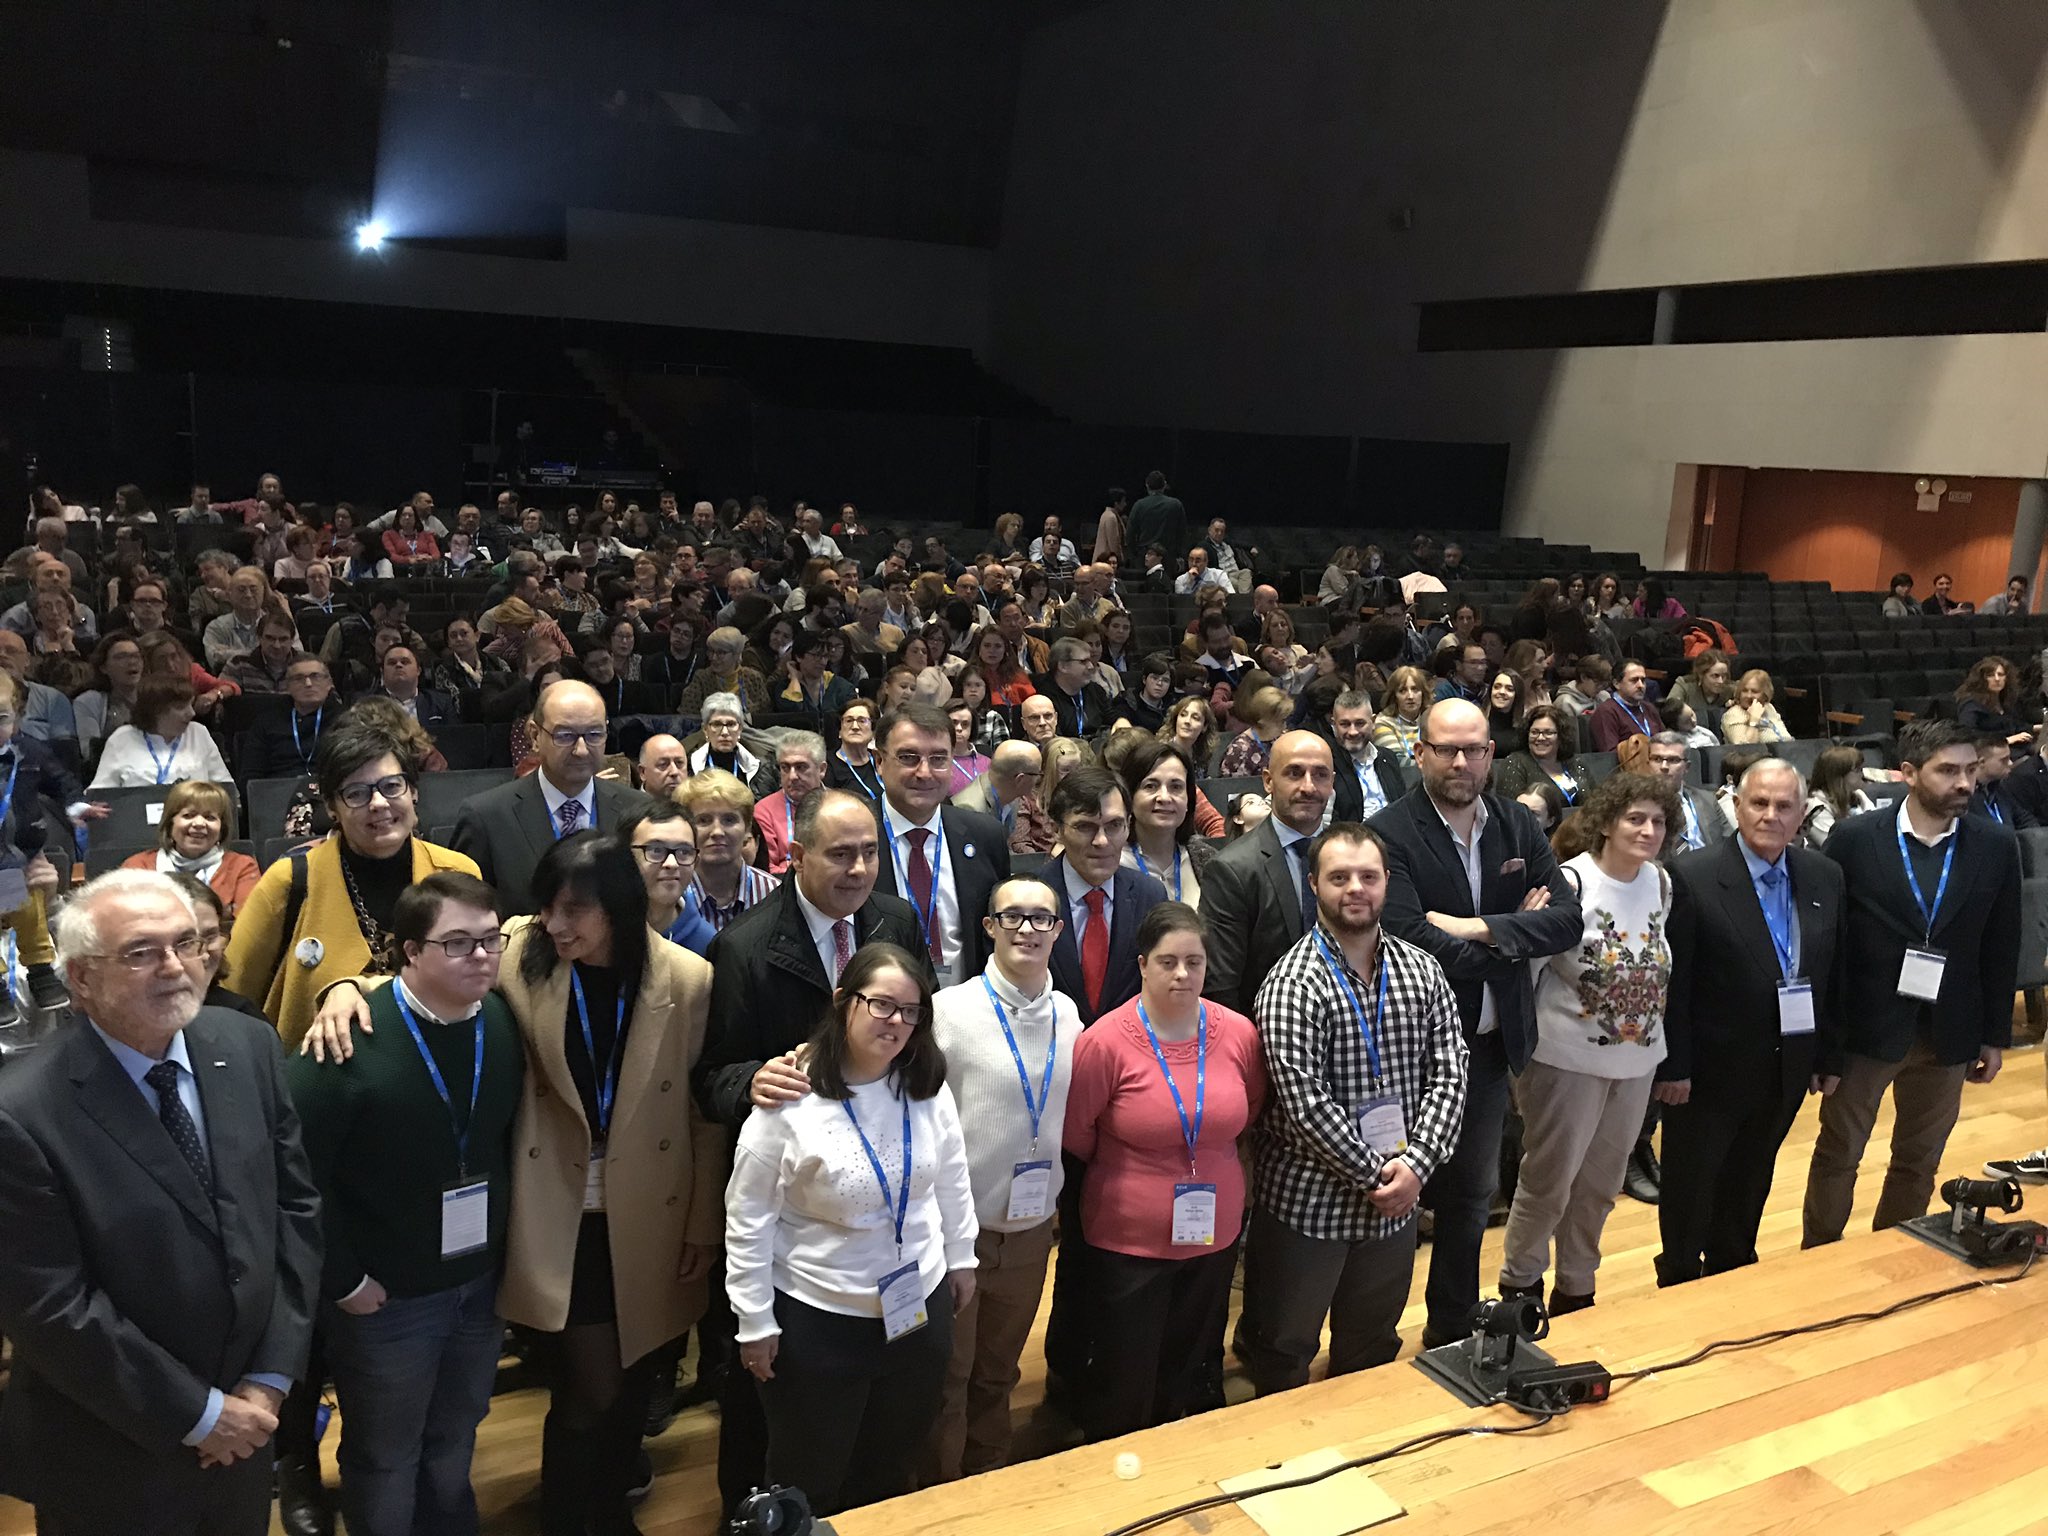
[1656,1058,1809,1286]
[1041,1151,1093,1385]
[755,1283,953,1517]
[1420,1030,1512,1343]
[709,1269,771,1519]
[32,1450,270,1536]
[1084,1239,1239,1442]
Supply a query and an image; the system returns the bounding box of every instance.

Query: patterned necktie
[557,797,584,835]
[1081,887,1109,1015]
[905,828,943,968]
[833,919,853,982]
[145,1060,212,1195]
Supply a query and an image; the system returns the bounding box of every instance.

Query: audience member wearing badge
[1237,824,1468,1394]
[724,943,978,1516]
[1062,903,1266,1442]
[923,877,1080,1483]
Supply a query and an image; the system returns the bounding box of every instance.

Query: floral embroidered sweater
[1531,851,1672,1079]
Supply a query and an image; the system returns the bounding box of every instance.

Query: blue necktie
[145,1060,212,1196]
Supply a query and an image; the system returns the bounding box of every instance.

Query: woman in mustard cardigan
[221,716,477,1046]
[302,832,722,1534]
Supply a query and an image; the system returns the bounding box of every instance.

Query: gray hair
[700,691,744,724]
[777,730,827,766]
[194,548,241,572]
[1334,689,1374,714]
[1050,636,1091,667]
[52,870,197,971]
[1649,731,1690,750]
[1737,755,1807,799]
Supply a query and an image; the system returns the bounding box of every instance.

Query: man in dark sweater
[1127,469,1187,563]
[286,872,524,1536]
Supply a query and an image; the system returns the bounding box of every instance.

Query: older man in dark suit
[1368,698,1581,1348]
[1658,758,1847,1285]
[0,869,322,1535]
[450,680,649,913]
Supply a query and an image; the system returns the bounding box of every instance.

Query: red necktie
[1081,887,1109,1014]
[906,828,943,969]
[832,919,853,982]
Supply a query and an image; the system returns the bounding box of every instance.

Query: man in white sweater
[922,875,1081,1483]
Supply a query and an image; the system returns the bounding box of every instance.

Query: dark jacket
[1968,781,2039,831]
[693,879,928,1127]
[450,774,652,915]
[1663,837,1848,1084]
[1200,818,1318,1015]
[1127,492,1188,564]
[1327,742,1416,823]
[0,1010,322,1526]
[373,686,460,735]
[1821,805,2021,1065]
[1032,856,1169,1024]
[1032,677,1116,742]
[867,800,1011,982]
[1367,784,1583,1073]
[242,702,336,781]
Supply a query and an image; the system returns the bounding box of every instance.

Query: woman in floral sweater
[1499,770,1681,1315]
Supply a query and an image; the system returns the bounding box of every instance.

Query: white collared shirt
[793,883,855,984]
[883,798,962,985]
[1896,795,1959,848]
[1062,859,1113,941]
[1429,791,1498,1035]
[538,772,597,834]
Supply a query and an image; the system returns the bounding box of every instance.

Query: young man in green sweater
[287,871,524,1536]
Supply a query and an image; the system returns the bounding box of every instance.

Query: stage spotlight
[354,220,388,252]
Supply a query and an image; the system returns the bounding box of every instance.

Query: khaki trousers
[922,1219,1057,1482]
[1802,1039,1968,1245]
[1500,1059,1656,1295]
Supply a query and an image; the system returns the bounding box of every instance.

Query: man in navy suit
[371,643,458,734]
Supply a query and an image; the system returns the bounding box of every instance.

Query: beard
[1319,905,1381,940]
[1429,773,1480,807]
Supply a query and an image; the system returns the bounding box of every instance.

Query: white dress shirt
[793,883,856,984]
[882,801,963,986]
[1062,859,1113,945]
[1429,792,1498,1035]
[537,771,597,832]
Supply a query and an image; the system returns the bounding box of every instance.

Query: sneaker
[1984,1149,2048,1184]
[25,965,67,1014]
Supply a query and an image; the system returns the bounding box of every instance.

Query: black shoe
[1549,1289,1595,1317]
[1624,1144,1660,1205]
[626,1447,654,1504]
[674,1362,725,1410]
[1419,1327,1459,1352]
[643,1359,679,1438]
[275,1453,335,1536]
[24,964,66,1014]
[1496,1279,1543,1303]
[0,990,19,1032]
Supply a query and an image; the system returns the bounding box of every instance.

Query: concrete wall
[992,0,2048,559]
[0,148,992,352]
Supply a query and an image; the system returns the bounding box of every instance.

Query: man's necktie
[1081,887,1109,1014]
[557,798,584,836]
[833,919,853,982]
[1291,841,1314,929]
[145,1060,212,1196]
[906,829,943,968]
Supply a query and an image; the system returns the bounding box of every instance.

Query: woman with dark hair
[1511,578,1563,642]
[830,695,886,798]
[1484,670,1524,756]
[432,613,515,702]
[1063,902,1265,1439]
[1119,738,1214,907]
[344,528,395,583]
[1803,744,1877,848]
[1632,578,1686,622]
[623,801,717,954]
[74,629,144,757]
[1956,654,2034,748]
[1589,572,1628,622]
[1159,693,1217,775]
[88,671,230,786]
[383,502,441,568]
[1492,703,1588,806]
[1113,651,1176,735]
[725,941,978,1515]
[1921,572,1964,617]
[1099,607,1139,680]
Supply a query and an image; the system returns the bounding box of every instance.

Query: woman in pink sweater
[1063,902,1266,1440]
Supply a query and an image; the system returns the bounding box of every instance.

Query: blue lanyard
[291,704,324,767]
[1757,869,1796,977]
[1896,822,1958,943]
[1068,689,1087,735]
[2,930,14,1004]
[0,756,21,831]
[1616,697,1656,736]
[983,975,1058,1149]
[143,733,180,785]
[1680,794,1703,850]
[394,983,487,1175]
[1313,930,1386,1083]
[842,1092,913,1252]
[1134,844,1182,900]
[1985,791,2006,825]
[883,812,946,954]
[838,751,880,798]
[1555,765,1579,805]
[1136,1000,1207,1174]
[569,969,626,1139]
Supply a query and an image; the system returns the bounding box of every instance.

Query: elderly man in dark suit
[1804,718,2021,1244]
[1658,758,1848,1285]
[1368,698,1581,1348]
[450,680,648,913]
[1202,730,1340,1014]
[0,869,322,1535]
[693,787,929,1518]
[867,701,1010,990]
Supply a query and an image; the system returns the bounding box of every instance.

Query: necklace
[338,842,407,972]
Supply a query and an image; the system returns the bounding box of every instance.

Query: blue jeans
[327,1271,503,1536]
[1421,1030,1512,1344]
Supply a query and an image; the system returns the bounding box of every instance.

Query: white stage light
[354,220,388,252]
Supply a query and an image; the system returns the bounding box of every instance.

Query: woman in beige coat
[306,830,721,1535]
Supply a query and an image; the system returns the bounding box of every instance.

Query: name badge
[0,866,28,915]
[878,1261,929,1341]
[441,1180,489,1258]
[1776,980,1816,1036]
[582,1148,607,1214]
[1007,1160,1053,1224]
[1897,948,1946,1002]
[1171,1182,1218,1247]
[1354,1096,1409,1156]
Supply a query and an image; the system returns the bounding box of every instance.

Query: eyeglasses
[1418,741,1490,762]
[338,773,413,808]
[890,750,951,772]
[852,992,925,1025]
[634,841,696,867]
[990,910,1061,932]
[418,932,508,958]
[93,935,205,970]
[547,727,608,749]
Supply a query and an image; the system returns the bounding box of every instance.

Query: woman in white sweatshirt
[724,942,978,1515]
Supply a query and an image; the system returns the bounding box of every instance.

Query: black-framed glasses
[633,841,696,868]
[990,910,1060,932]
[94,936,206,970]
[547,727,608,749]
[852,992,925,1025]
[338,773,414,808]
[419,932,508,958]
[1418,741,1490,762]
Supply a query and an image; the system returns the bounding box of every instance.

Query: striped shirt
[693,866,780,932]
[1252,924,1469,1242]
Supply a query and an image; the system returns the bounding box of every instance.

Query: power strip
[1503,1361,1612,1412]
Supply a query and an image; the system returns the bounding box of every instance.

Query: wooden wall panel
[1726,467,2021,598]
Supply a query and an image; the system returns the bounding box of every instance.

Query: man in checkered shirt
[1236,822,1469,1394]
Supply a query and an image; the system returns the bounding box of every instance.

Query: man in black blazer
[1367,699,1581,1348]
[1326,688,1414,823]
[1203,730,1340,1014]
[241,654,337,780]
[1658,758,1847,1285]
[867,701,1009,989]
[1032,765,1169,1025]
[370,643,458,734]
[450,680,649,913]
[1648,731,1731,854]
[0,871,321,1534]
[1967,734,2039,830]
[1804,718,2021,1245]
[1034,637,1117,743]
[693,788,927,1516]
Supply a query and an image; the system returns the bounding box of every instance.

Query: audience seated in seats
[120,779,259,919]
